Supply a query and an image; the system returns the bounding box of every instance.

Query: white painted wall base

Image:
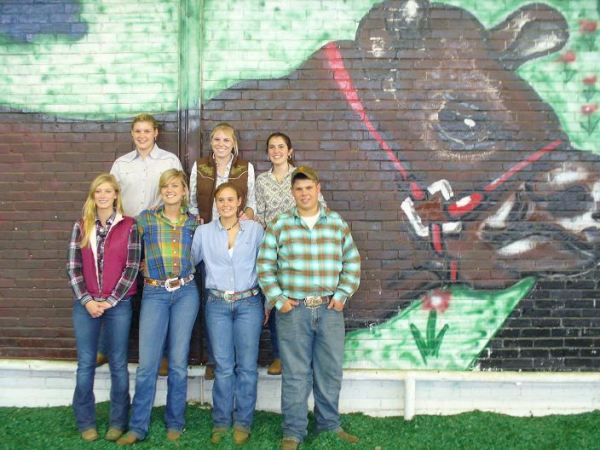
[1,360,599,418]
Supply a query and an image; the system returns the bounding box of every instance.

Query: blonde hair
[131,113,159,131]
[210,122,239,158]
[159,169,189,208]
[80,173,123,248]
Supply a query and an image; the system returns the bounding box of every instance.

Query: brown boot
[116,432,140,446]
[205,363,215,380]
[210,427,228,444]
[96,353,108,367]
[267,358,282,375]
[81,428,98,442]
[104,427,123,441]
[280,437,299,450]
[336,429,359,444]
[166,429,182,441]
[158,357,169,377]
[233,427,250,445]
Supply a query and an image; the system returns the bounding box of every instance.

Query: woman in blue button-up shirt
[191,181,264,445]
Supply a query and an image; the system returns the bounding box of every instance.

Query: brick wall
[1,0,599,370]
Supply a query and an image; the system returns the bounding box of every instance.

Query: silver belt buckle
[223,290,235,302]
[305,296,322,308]
[164,277,181,292]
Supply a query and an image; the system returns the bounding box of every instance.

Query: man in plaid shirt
[257,166,361,450]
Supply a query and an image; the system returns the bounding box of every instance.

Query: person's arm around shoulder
[105,221,142,306]
[328,217,361,312]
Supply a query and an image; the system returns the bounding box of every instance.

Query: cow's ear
[356,0,429,55]
[488,4,569,70]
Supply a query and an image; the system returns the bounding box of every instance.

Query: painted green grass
[1,403,600,449]
[345,278,536,370]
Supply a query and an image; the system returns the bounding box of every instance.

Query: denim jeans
[276,303,345,442]
[197,262,214,365]
[206,292,263,431]
[72,297,132,432]
[127,282,199,439]
[265,296,279,359]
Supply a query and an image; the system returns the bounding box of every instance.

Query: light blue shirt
[191,219,264,292]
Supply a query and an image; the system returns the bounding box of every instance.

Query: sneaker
[280,437,299,450]
[166,429,182,441]
[210,427,227,444]
[336,429,359,444]
[96,353,108,367]
[105,427,123,441]
[205,364,215,380]
[233,427,250,445]
[158,357,169,377]
[267,358,282,375]
[116,432,140,446]
[81,428,98,442]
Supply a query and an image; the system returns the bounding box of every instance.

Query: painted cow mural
[201,0,600,368]
[1,0,599,369]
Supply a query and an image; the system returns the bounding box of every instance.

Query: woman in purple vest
[67,173,141,442]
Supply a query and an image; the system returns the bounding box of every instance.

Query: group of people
[66,114,361,449]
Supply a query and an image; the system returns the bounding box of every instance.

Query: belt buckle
[223,290,235,302]
[305,296,322,308]
[164,277,181,292]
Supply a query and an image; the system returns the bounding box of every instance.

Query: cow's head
[340,0,600,315]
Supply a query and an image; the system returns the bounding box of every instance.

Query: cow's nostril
[592,212,600,222]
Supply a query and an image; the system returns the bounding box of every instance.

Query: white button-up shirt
[110,144,183,217]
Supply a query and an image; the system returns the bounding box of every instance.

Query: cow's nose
[592,212,600,222]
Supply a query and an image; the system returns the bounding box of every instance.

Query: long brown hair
[80,173,123,248]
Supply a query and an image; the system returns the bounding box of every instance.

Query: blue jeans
[196,262,215,365]
[276,303,345,442]
[72,298,132,432]
[128,282,199,439]
[206,292,263,431]
[265,297,279,359]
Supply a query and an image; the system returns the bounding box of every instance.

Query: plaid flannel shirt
[66,218,141,306]
[136,206,197,280]
[257,206,361,310]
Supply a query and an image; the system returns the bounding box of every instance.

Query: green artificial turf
[1,403,600,450]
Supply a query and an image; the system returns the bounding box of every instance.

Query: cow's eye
[436,100,495,151]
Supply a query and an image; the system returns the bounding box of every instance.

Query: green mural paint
[344,278,536,370]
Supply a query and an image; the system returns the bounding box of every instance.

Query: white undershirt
[301,212,320,229]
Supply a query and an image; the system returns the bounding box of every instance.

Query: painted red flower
[581,104,599,115]
[583,75,597,85]
[580,20,598,33]
[557,51,576,63]
[422,289,451,313]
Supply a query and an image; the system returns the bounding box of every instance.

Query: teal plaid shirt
[257,206,361,310]
[136,206,197,280]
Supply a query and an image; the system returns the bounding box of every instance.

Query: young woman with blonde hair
[118,169,199,445]
[67,173,141,442]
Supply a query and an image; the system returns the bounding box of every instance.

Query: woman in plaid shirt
[66,173,141,442]
[118,169,199,446]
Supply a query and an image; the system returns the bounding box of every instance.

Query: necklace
[222,220,239,231]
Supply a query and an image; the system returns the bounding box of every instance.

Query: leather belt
[302,295,331,308]
[209,287,260,302]
[144,274,194,292]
